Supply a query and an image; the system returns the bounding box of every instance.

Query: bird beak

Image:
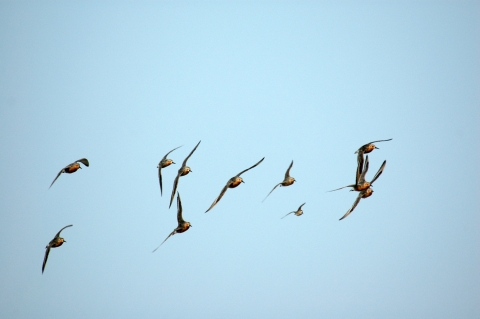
[172,161,176,164]
[241,181,245,183]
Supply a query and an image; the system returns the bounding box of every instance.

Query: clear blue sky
[1,2,478,318]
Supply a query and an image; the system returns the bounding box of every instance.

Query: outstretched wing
[262,183,281,202]
[358,155,370,184]
[152,230,176,252]
[162,145,182,160]
[42,247,51,274]
[176,192,184,223]
[327,184,355,192]
[169,173,181,208]
[366,138,393,145]
[339,192,363,221]
[370,160,386,185]
[75,158,89,167]
[284,160,294,179]
[54,224,73,239]
[298,202,306,211]
[182,140,201,166]
[281,211,294,219]
[49,169,64,189]
[356,152,364,185]
[158,166,164,196]
[205,182,231,213]
[237,157,265,177]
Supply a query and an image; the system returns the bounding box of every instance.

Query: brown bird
[205,157,265,213]
[49,158,89,188]
[153,192,191,252]
[281,203,306,219]
[169,141,201,208]
[42,224,73,274]
[262,160,295,202]
[328,156,386,192]
[157,146,182,196]
[339,160,387,220]
[355,138,392,175]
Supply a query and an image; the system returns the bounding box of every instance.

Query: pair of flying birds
[329,139,391,220]
[43,158,89,273]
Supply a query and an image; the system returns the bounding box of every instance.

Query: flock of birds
[42,138,392,273]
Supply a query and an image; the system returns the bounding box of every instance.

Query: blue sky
[0,2,478,318]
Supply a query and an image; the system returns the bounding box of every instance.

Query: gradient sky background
[1,1,478,318]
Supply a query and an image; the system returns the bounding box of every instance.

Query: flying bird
[42,224,73,274]
[153,192,191,252]
[262,160,295,202]
[205,157,265,213]
[49,158,89,188]
[338,160,387,220]
[355,138,392,174]
[169,141,201,208]
[157,146,182,196]
[328,156,386,192]
[281,203,306,219]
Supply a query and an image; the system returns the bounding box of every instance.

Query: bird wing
[339,192,363,220]
[366,138,393,144]
[237,157,265,177]
[42,247,51,274]
[169,173,181,208]
[158,166,164,196]
[298,202,306,210]
[162,145,182,160]
[284,160,294,179]
[356,152,364,185]
[54,224,73,238]
[358,155,369,184]
[327,184,355,192]
[176,192,184,223]
[182,140,201,166]
[281,211,295,219]
[49,169,64,188]
[205,181,231,213]
[262,183,281,202]
[152,230,176,252]
[370,160,386,185]
[75,158,89,167]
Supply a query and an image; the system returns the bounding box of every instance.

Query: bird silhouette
[157,146,182,196]
[281,203,306,219]
[262,160,295,202]
[355,138,391,175]
[42,224,73,274]
[169,141,201,208]
[49,158,89,188]
[153,192,191,252]
[205,157,265,213]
